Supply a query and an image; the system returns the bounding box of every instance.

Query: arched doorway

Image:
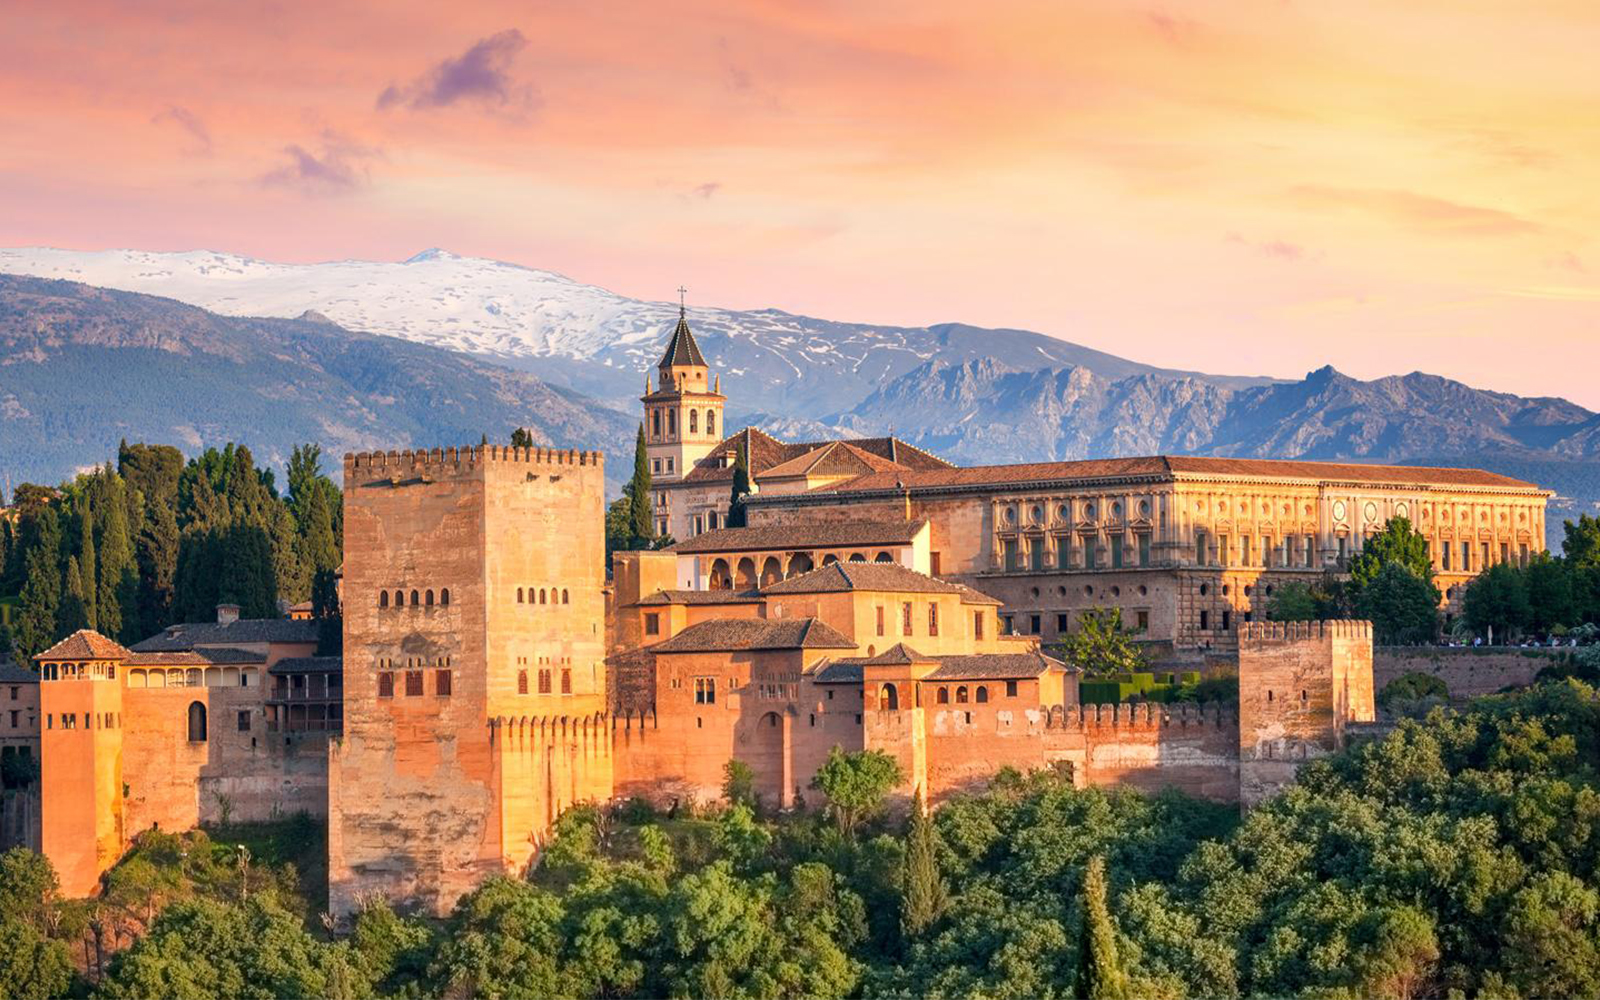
[760,556,782,587]
[735,557,757,589]
[187,702,208,742]
[708,559,732,590]
[786,552,814,577]
[743,711,786,808]
[880,683,899,710]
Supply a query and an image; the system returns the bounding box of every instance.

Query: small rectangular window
[694,677,716,705]
[518,670,529,695]
[876,605,885,637]
[928,603,939,636]
[1005,680,1018,698]
[405,670,424,697]
[1111,534,1124,569]
[436,670,452,697]
[561,669,572,694]
[644,612,660,636]
[1199,610,1209,631]
[1057,613,1070,633]
[1002,538,1019,571]
[1137,610,1149,632]
[1195,530,1208,565]
[539,669,552,694]
[902,602,913,635]
[974,611,984,640]
[237,710,251,732]
[1138,533,1150,567]
[1030,614,1041,635]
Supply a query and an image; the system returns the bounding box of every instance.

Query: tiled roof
[862,643,925,665]
[955,585,1004,607]
[679,429,951,486]
[811,649,1069,684]
[925,651,1070,680]
[788,455,1540,495]
[0,661,37,683]
[269,656,343,676]
[760,441,907,480]
[761,561,972,596]
[658,313,707,368]
[127,647,266,667]
[130,618,321,652]
[36,630,132,662]
[650,617,855,653]
[636,589,765,606]
[671,520,926,555]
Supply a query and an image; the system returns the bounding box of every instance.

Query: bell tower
[642,289,725,483]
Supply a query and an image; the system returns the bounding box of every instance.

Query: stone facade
[328,445,609,918]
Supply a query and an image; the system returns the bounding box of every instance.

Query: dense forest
[0,441,343,661]
[0,674,1594,999]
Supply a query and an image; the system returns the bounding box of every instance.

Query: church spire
[658,287,707,370]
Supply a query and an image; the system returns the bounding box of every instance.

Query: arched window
[561,589,569,605]
[394,589,404,607]
[707,410,716,435]
[517,588,524,603]
[874,551,893,563]
[380,591,389,608]
[956,686,969,704]
[441,589,450,606]
[539,589,547,605]
[410,589,419,607]
[937,686,949,704]
[668,410,677,437]
[517,670,528,695]
[187,702,207,742]
[848,552,867,563]
[975,686,989,704]
[881,684,899,710]
[652,409,661,437]
[425,590,434,606]
[689,410,698,434]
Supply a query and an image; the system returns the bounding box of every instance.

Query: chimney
[216,603,241,625]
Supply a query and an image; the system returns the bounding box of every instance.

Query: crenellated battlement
[343,445,604,475]
[1039,700,1239,731]
[1239,619,1372,643]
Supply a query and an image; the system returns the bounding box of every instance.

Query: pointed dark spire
[658,289,707,369]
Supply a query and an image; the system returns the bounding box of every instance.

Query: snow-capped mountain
[0,246,1271,421]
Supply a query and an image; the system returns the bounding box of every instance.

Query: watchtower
[1236,619,1374,806]
[329,444,609,917]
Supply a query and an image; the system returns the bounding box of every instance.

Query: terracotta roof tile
[658,313,707,368]
[635,589,765,606]
[35,630,132,662]
[762,561,975,596]
[130,618,321,652]
[862,643,926,665]
[671,520,926,555]
[925,651,1070,680]
[269,656,343,676]
[782,455,1540,495]
[650,617,855,653]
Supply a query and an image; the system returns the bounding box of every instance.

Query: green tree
[900,789,946,943]
[0,919,73,1000]
[1350,905,1439,1000]
[77,505,98,630]
[1463,561,1532,640]
[96,477,137,643]
[722,758,756,810]
[1265,580,1320,622]
[510,427,535,449]
[13,506,62,661]
[311,568,342,656]
[135,499,180,633]
[1525,553,1576,632]
[812,747,903,837]
[1349,516,1434,596]
[1562,513,1600,569]
[1356,562,1440,645]
[628,424,652,543]
[1062,609,1148,676]
[58,555,90,636]
[1075,855,1130,1000]
[726,436,751,529]
[0,848,63,934]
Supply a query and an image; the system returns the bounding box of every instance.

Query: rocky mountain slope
[0,275,634,486]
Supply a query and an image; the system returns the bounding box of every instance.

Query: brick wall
[1373,647,1560,699]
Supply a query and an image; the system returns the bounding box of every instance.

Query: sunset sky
[2,1,1597,405]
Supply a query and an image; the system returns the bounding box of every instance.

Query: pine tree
[77,506,98,631]
[13,506,62,660]
[1076,856,1130,1000]
[727,435,751,529]
[900,788,946,944]
[627,425,653,544]
[510,427,534,449]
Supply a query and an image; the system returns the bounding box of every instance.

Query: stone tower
[1236,620,1374,807]
[35,632,128,898]
[641,304,724,485]
[328,445,611,918]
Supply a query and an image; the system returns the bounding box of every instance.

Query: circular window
[1222,585,1231,596]
[1084,585,1094,596]
[1111,586,1121,597]
[1031,505,1043,524]
[1244,585,1253,596]
[1396,502,1410,519]
[1112,502,1122,517]
[1085,503,1096,519]
[1137,585,1148,596]
[1447,586,1458,599]
[1139,500,1150,516]
[1058,505,1069,520]
[1519,512,1527,523]
[1364,501,1378,522]
[1004,507,1017,525]
[1056,585,1067,597]
[1333,500,1347,521]
[1199,584,1210,596]
[1265,585,1274,596]
[1480,511,1488,522]
[1031,587,1041,598]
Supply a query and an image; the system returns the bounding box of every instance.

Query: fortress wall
[1373,647,1559,698]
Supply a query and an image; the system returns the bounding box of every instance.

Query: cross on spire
[677,285,687,316]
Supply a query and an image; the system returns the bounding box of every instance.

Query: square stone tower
[1236,619,1374,807]
[328,445,609,918]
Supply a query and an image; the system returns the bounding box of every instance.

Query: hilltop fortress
[0,309,1549,916]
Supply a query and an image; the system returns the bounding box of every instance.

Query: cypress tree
[510,427,534,449]
[727,435,751,529]
[627,424,653,544]
[59,557,89,635]
[77,506,98,631]
[311,567,342,656]
[136,499,180,633]
[97,477,136,642]
[14,507,62,660]
[1076,856,1130,1000]
[900,788,946,943]
[297,484,340,576]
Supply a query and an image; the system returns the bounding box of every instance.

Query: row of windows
[516,587,570,605]
[878,680,1021,710]
[378,669,452,698]
[873,602,965,639]
[271,673,343,701]
[45,711,123,731]
[649,406,717,441]
[377,656,452,670]
[39,662,115,681]
[1003,609,1151,637]
[1001,533,1153,572]
[378,588,451,609]
[517,668,572,695]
